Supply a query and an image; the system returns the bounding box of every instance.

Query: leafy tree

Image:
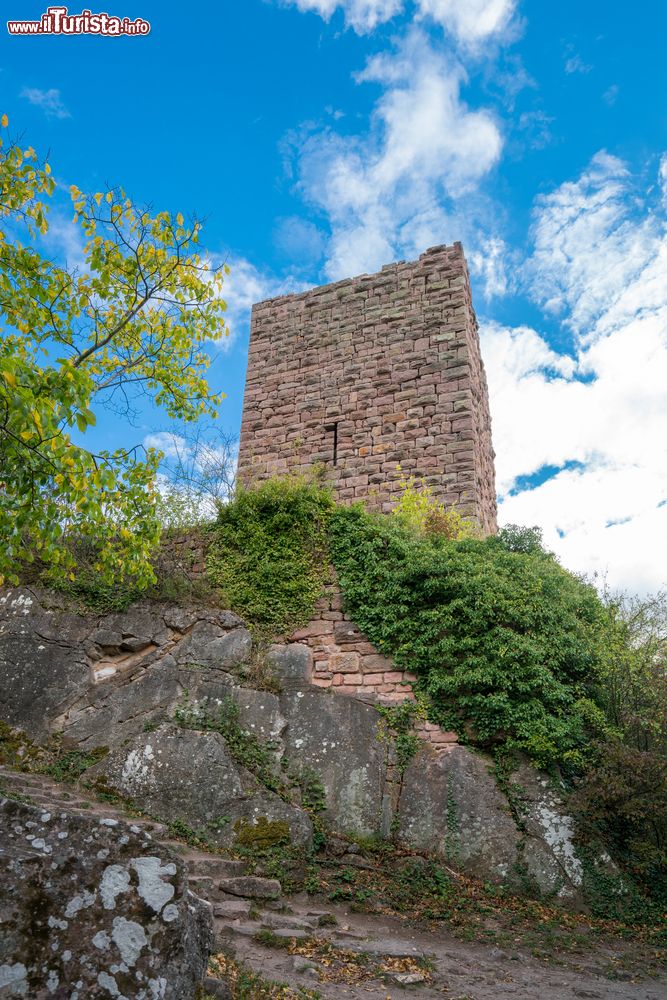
[153,422,238,529]
[0,115,228,586]
[572,589,667,907]
[497,523,545,555]
[573,740,667,908]
[596,589,667,755]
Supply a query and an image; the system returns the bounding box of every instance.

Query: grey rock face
[398,746,585,901]
[0,589,588,906]
[510,762,585,902]
[173,622,252,669]
[86,724,313,850]
[280,690,390,838]
[267,643,312,689]
[62,655,182,750]
[0,797,211,999]
[226,688,285,754]
[398,745,520,880]
[0,589,254,752]
[0,589,92,742]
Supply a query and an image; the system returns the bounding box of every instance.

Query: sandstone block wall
[156,533,457,748]
[290,586,458,750]
[238,243,497,533]
[155,528,208,581]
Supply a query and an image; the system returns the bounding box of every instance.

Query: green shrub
[329,505,608,767]
[206,476,333,637]
[572,740,667,910]
[391,472,480,540]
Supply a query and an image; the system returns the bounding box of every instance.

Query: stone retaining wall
[290,587,457,750]
[155,528,208,581]
[156,535,458,750]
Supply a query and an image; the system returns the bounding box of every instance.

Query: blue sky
[2,0,666,592]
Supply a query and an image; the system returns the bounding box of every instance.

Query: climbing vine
[377,700,424,775]
[329,505,609,769]
[206,475,333,638]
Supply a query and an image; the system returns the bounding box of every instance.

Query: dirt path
[217,893,666,1000]
[1,766,664,1000]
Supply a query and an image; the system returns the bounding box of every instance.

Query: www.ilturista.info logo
[7,6,150,35]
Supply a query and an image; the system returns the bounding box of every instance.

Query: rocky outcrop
[87,724,313,850]
[281,689,392,837]
[397,746,586,902]
[0,586,588,903]
[0,797,211,999]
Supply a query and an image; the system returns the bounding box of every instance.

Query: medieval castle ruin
[238,242,497,534]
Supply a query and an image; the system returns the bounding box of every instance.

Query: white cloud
[417,0,518,47]
[517,109,553,150]
[279,0,519,44]
[42,211,87,272]
[20,87,70,119]
[498,465,667,596]
[564,53,592,75]
[484,153,667,593]
[659,153,667,206]
[468,236,515,298]
[279,0,402,33]
[143,431,187,459]
[294,30,503,280]
[603,84,619,106]
[527,151,664,339]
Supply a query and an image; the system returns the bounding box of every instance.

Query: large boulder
[0,797,211,999]
[397,745,521,880]
[397,745,585,901]
[280,689,391,838]
[86,724,313,851]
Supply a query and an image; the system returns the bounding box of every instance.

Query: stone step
[0,770,43,784]
[33,797,100,811]
[216,920,312,942]
[188,877,238,903]
[339,936,427,958]
[218,876,282,900]
[212,899,254,920]
[260,911,319,931]
[288,909,338,929]
[330,927,371,942]
[215,919,264,938]
[4,787,60,801]
[186,857,247,878]
[258,927,313,941]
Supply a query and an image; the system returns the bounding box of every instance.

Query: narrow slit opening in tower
[324,422,339,466]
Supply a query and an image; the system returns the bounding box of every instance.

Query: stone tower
[237,243,497,533]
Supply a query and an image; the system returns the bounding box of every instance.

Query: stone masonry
[238,243,497,533]
[289,585,458,750]
[155,530,456,745]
